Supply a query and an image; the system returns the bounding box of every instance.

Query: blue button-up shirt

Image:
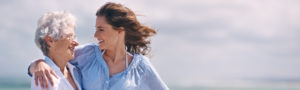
[53,43,168,90]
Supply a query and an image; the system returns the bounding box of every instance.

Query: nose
[94,31,97,38]
[94,30,100,38]
[72,40,79,46]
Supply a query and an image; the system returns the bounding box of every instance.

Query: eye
[64,34,76,41]
[99,28,104,31]
[96,28,104,31]
[66,35,72,40]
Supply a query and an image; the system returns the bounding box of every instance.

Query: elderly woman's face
[51,26,78,60]
[94,16,124,50]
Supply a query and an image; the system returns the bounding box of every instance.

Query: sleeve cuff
[27,61,34,77]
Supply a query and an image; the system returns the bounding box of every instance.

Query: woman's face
[51,26,78,60]
[94,16,124,50]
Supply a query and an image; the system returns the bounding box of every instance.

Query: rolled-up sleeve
[27,61,36,77]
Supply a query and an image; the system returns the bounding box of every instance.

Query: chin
[70,54,75,59]
[99,46,105,50]
[66,54,75,60]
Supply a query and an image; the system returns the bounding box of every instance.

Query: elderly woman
[28,2,168,90]
[30,11,81,90]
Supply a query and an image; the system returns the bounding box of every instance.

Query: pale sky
[0,0,300,88]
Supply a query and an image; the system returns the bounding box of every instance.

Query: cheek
[108,37,119,47]
[101,31,118,45]
[57,41,70,50]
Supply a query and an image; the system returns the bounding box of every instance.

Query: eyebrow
[65,33,74,36]
[96,25,104,28]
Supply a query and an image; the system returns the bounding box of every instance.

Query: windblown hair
[35,11,76,56]
[96,2,156,55]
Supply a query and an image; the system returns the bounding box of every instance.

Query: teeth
[69,47,74,50]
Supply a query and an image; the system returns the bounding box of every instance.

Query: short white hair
[35,11,76,56]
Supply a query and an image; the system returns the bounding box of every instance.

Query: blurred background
[1,0,300,90]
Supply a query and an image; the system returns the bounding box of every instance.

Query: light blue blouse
[66,43,168,90]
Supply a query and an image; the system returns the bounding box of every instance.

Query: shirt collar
[44,56,61,72]
[44,56,75,75]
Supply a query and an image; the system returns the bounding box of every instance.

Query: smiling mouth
[68,47,74,54]
[98,40,104,44]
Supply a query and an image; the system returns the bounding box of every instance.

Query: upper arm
[69,43,100,69]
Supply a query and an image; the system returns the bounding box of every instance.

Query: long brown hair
[96,2,156,55]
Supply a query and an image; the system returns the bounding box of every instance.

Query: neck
[48,52,68,73]
[104,44,126,63]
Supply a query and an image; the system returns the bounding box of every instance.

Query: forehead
[61,26,75,35]
[96,16,110,27]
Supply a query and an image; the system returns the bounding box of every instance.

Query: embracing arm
[28,59,58,89]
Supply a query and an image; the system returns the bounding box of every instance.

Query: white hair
[35,11,76,56]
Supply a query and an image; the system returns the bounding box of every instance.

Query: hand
[30,59,58,89]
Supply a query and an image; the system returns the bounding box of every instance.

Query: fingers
[34,72,39,86]
[42,71,49,89]
[37,71,49,89]
[37,71,44,88]
[45,70,54,86]
[50,70,59,79]
[32,60,54,89]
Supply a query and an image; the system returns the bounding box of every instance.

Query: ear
[45,35,55,47]
[117,27,125,34]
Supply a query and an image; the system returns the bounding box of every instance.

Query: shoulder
[136,55,153,70]
[135,55,165,79]
[133,55,169,89]
[131,54,156,76]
